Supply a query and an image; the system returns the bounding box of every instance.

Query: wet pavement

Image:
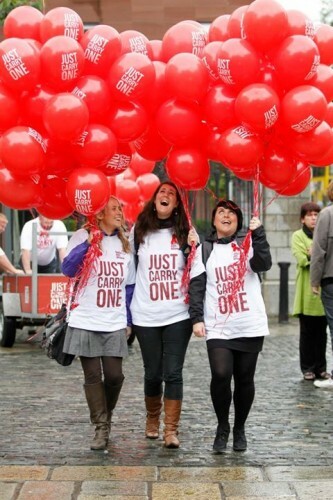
[0,318,333,499]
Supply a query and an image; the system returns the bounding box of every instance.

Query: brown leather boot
[104,376,124,436]
[84,382,109,450]
[145,395,162,439]
[163,398,182,448]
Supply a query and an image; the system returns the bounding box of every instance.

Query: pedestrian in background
[20,213,68,274]
[189,200,271,453]
[0,213,24,275]
[291,202,329,382]
[62,196,136,450]
[130,181,198,449]
[310,181,333,389]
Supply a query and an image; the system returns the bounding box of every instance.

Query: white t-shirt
[20,218,68,265]
[130,227,191,327]
[66,229,136,331]
[0,247,4,257]
[191,241,270,340]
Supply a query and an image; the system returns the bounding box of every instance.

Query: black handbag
[42,304,75,366]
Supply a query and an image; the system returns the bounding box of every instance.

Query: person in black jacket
[189,200,272,453]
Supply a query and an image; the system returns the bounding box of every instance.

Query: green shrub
[0,0,43,24]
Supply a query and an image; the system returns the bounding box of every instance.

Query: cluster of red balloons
[0,0,333,219]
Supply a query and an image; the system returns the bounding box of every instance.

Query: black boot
[233,427,247,451]
[213,423,230,453]
[104,376,124,436]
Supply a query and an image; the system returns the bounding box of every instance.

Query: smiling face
[98,197,123,234]
[154,183,179,219]
[214,206,238,238]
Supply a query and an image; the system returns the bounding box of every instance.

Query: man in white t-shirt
[20,214,68,274]
[0,213,24,275]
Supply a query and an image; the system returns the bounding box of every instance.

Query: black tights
[80,356,123,386]
[208,347,259,430]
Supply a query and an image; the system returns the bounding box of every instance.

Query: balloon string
[178,189,197,303]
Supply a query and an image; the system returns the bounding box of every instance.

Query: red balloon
[325,102,333,127]
[0,38,40,94]
[218,125,265,169]
[66,167,110,216]
[149,40,163,61]
[162,21,207,61]
[200,125,222,162]
[230,164,257,181]
[273,35,320,90]
[132,121,171,161]
[156,99,202,146]
[0,83,20,131]
[39,175,73,219]
[43,93,89,142]
[108,52,155,102]
[201,42,222,84]
[216,38,261,90]
[243,0,289,53]
[123,201,144,224]
[120,30,153,58]
[130,153,155,176]
[4,6,43,41]
[275,162,311,196]
[291,121,333,160]
[80,25,121,78]
[71,124,117,168]
[165,53,209,103]
[235,83,280,132]
[44,139,77,178]
[0,167,42,209]
[72,75,111,122]
[202,84,237,130]
[281,85,327,133]
[116,178,141,204]
[137,173,160,200]
[311,144,333,167]
[122,168,137,181]
[286,9,315,38]
[20,85,55,132]
[166,148,210,190]
[99,143,132,177]
[39,7,84,43]
[138,61,172,116]
[107,101,148,143]
[0,126,46,178]
[208,15,230,42]
[310,64,333,103]
[314,24,333,65]
[259,143,297,189]
[40,36,85,92]
[227,6,248,38]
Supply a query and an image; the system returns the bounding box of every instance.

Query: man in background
[20,214,68,274]
[0,213,24,275]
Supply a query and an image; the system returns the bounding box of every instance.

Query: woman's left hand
[126,326,132,338]
[249,217,262,231]
[187,227,199,246]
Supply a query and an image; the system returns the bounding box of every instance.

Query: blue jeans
[134,319,192,400]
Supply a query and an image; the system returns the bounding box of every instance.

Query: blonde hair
[86,197,130,254]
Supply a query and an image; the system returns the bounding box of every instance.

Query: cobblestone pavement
[1,319,333,499]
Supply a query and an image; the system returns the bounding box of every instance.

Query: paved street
[0,318,333,499]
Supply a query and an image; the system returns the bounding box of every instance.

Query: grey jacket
[310,204,333,286]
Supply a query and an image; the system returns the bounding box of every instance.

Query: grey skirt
[63,326,128,358]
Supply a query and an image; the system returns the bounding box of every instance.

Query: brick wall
[44,0,249,38]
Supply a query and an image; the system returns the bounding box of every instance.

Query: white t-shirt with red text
[130,228,190,327]
[66,229,136,331]
[20,218,68,266]
[191,241,269,340]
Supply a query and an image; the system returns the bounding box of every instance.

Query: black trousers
[299,314,327,375]
[134,319,192,400]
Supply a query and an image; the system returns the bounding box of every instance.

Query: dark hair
[300,202,321,220]
[211,199,243,232]
[135,182,190,247]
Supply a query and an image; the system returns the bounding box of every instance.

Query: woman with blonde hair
[62,196,136,451]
